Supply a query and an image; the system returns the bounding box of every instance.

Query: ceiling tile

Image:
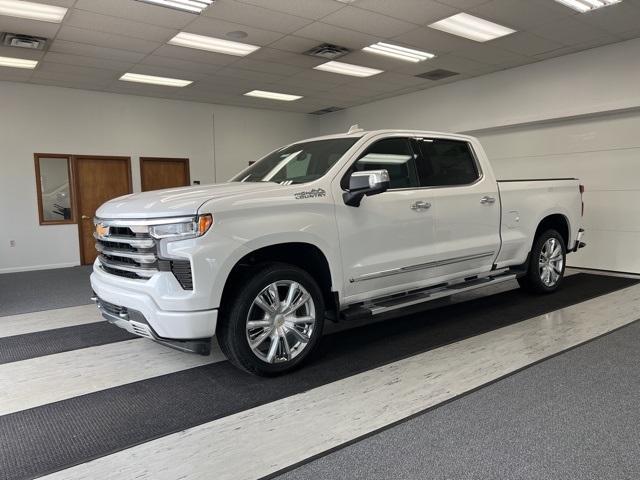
[392,26,477,55]
[531,17,613,46]
[152,44,240,66]
[234,0,344,20]
[56,25,162,54]
[63,9,177,42]
[127,64,206,81]
[202,0,312,34]
[43,52,135,71]
[73,0,195,28]
[49,39,147,63]
[469,0,570,31]
[0,16,60,38]
[0,46,43,61]
[186,16,284,46]
[452,43,530,66]
[0,66,33,82]
[107,81,184,96]
[267,35,322,53]
[226,58,303,76]
[435,0,492,8]
[391,53,490,75]
[293,22,379,50]
[215,66,288,84]
[355,0,458,25]
[247,48,325,68]
[490,31,565,56]
[286,69,352,86]
[321,6,418,38]
[578,2,640,35]
[31,76,113,91]
[141,54,223,75]
[36,61,121,80]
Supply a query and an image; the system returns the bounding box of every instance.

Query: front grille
[94,218,194,290]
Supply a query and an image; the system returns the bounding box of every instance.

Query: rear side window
[352,137,419,189]
[415,138,479,187]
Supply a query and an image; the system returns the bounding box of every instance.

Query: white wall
[318,37,640,274]
[0,81,315,273]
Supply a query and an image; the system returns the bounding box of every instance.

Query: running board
[341,271,517,320]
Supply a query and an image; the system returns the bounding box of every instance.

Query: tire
[217,262,325,376]
[517,229,566,294]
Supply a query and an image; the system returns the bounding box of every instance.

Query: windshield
[231,137,359,185]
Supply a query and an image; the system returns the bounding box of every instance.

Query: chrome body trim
[94,216,195,227]
[349,252,496,283]
[98,256,158,278]
[95,244,157,264]
[93,232,155,249]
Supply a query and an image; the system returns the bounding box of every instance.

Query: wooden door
[75,156,132,265]
[140,157,190,192]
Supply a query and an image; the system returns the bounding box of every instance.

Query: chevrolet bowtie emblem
[96,223,109,238]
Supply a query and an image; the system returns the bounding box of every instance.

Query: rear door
[413,137,501,278]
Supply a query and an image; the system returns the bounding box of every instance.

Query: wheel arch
[534,213,570,248]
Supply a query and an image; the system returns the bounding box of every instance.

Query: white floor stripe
[0,339,225,416]
[41,284,640,480]
[0,305,101,338]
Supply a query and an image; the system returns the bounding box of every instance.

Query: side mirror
[343,169,390,207]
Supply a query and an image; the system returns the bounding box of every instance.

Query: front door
[75,156,132,264]
[334,136,438,304]
[140,157,190,191]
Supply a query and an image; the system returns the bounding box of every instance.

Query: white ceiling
[1,0,639,113]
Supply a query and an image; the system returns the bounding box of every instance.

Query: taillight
[579,184,585,216]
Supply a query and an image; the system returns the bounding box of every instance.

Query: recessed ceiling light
[168,32,260,56]
[314,61,382,77]
[428,13,515,42]
[363,42,435,63]
[134,0,214,14]
[244,90,302,101]
[119,73,193,87]
[0,55,38,69]
[0,0,67,23]
[554,0,621,12]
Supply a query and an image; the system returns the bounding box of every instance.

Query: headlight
[149,214,213,240]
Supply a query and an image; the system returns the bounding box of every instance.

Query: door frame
[72,155,133,265]
[139,157,190,192]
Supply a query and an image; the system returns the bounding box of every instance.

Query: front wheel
[517,229,566,294]
[217,263,325,376]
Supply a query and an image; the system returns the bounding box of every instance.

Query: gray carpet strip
[0,273,636,480]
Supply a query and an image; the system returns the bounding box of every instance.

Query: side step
[341,271,517,320]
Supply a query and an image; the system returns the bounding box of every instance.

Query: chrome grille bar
[95,244,157,264]
[93,232,155,249]
[98,256,157,278]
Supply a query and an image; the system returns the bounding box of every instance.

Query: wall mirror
[34,154,75,225]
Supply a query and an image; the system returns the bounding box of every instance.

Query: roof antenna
[347,124,364,134]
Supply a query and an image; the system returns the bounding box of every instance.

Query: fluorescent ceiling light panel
[363,42,435,62]
[244,90,302,101]
[0,0,67,23]
[169,32,260,56]
[429,13,515,42]
[119,73,192,87]
[135,0,214,14]
[0,55,38,69]
[314,61,382,77]
[554,0,621,12]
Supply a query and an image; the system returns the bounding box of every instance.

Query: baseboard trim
[0,262,81,274]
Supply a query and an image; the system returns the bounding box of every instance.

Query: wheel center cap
[274,314,285,328]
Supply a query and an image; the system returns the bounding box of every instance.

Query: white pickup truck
[91,128,585,375]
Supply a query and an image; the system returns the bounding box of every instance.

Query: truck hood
[96,182,280,219]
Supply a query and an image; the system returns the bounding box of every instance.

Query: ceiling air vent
[2,32,47,50]
[416,69,459,81]
[304,43,350,60]
[308,106,344,115]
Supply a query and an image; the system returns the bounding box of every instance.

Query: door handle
[81,215,91,220]
[410,201,431,211]
[480,196,496,205]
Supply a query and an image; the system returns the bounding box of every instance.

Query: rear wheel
[218,263,325,376]
[517,229,566,294]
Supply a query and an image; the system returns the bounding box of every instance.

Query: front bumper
[90,269,218,341]
[92,295,212,354]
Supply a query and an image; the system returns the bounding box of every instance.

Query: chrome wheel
[245,280,316,364]
[539,237,564,287]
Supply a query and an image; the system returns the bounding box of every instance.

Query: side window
[353,137,419,189]
[415,139,480,187]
